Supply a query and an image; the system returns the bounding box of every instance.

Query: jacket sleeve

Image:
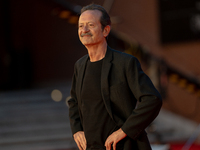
[121,57,162,140]
[68,63,83,135]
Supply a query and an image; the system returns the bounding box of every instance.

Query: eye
[89,24,94,27]
[79,25,83,28]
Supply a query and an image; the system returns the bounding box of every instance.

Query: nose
[82,25,89,32]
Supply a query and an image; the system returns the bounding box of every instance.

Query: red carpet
[170,143,200,150]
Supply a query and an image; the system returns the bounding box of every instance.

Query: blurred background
[1,0,200,150]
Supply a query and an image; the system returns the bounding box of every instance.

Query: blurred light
[68,16,78,24]
[59,10,71,19]
[186,84,195,93]
[169,74,179,83]
[51,89,62,102]
[178,79,187,88]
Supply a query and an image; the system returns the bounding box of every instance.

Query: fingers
[75,140,83,150]
[105,141,116,150]
[105,128,127,150]
[105,139,117,150]
[113,142,117,150]
[75,138,86,150]
[75,136,86,150]
[73,131,87,150]
[105,138,113,150]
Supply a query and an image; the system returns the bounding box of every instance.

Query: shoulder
[108,47,139,64]
[75,54,88,67]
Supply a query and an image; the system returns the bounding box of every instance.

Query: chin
[81,41,94,46]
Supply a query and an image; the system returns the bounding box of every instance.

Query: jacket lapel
[77,55,89,102]
[101,47,114,120]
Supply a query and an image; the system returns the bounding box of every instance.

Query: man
[68,3,162,150]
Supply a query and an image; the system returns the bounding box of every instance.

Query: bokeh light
[51,89,63,102]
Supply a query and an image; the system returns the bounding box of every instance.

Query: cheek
[78,30,81,36]
[94,30,103,37]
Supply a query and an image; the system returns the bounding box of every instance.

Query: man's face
[78,10,106,46]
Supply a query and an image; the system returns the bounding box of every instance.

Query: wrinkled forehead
[79,10,102,24]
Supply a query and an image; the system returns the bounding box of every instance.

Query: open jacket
[68,46,162,150]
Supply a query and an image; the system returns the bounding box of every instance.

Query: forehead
[79,10,102,23]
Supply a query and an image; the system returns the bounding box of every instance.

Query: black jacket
[68,46,162,150]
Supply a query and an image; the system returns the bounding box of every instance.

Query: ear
[103,25,111,37]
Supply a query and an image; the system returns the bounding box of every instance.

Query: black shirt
[81,59,118,150]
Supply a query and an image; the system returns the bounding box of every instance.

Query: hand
[105,128,127,150]
[73,131,87,150]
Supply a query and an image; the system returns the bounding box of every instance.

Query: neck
[85,41,107,62]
